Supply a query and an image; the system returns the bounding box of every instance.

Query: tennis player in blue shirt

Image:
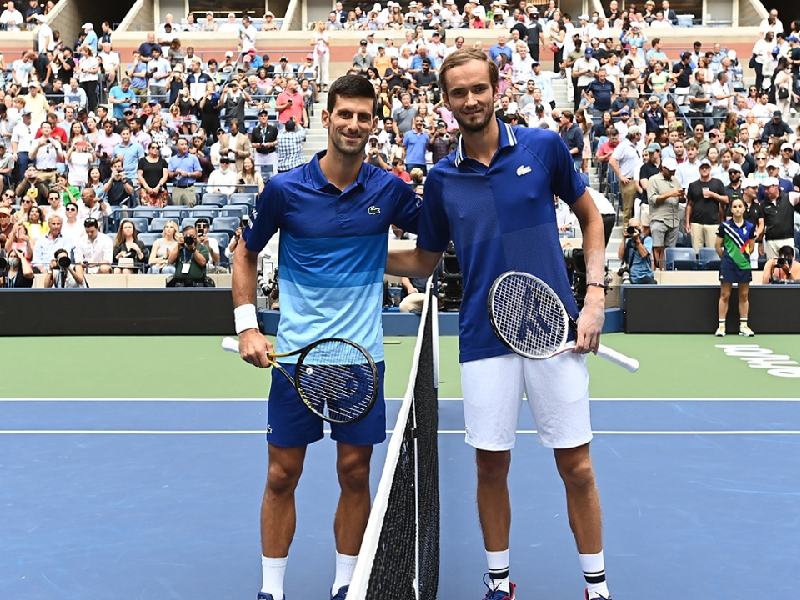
[387,49,613,600]
[232,75,420,600]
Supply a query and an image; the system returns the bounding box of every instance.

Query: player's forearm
[386,247,441,278]
[232,244,260,307]
[578,214,605,286]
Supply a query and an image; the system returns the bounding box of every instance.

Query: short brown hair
[439,48,499,96]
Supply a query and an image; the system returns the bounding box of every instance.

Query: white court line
[2,397,800,402]
[2,430,800,435]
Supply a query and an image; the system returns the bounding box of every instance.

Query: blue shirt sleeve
[415,167,451,254]
[243,179,284,252]
[388,176,421,234]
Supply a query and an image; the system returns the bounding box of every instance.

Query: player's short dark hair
[439,48,499,96]
[327,74,378,117]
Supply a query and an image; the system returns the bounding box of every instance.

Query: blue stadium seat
[138,232,160,249]
[209,232,230,261]
[201,193,227,207]
[229,192,256,207]
[698,247,721,270]
[161,207,187,220]
[180,217,199,230]
[121,217,150,235]
[189,208,220,220]
[131,207,159,219]
[150,218,170,233]
[665,247,697,270]
[221,206,248,220]
[212,217,241,236]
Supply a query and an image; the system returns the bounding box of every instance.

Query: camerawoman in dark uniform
[167,225,209,286]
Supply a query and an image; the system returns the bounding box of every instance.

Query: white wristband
[234,303,259,334]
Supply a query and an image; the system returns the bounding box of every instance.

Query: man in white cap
[440,0,461,29]
[82,22,98,53]
[610,126,643,228]
[760,176,799,259]
[647,156,684,268]
[778,142,800,179]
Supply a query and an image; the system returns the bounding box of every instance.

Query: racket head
[294,338,379,424]
[488,271,571,359]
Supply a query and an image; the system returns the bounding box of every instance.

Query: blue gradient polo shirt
[244,151,420,362]
[417,120,587,364]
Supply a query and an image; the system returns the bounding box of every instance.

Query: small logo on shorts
[266,425,273,434]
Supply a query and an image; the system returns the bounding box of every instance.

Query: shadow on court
[1,399,798,600]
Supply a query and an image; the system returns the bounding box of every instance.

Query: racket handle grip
[222,337,241,353]
[597,344,639,373]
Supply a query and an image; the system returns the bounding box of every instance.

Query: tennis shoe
[739,324,755,337]
[714,325,726,337]
[481,574,516,599]
[257,593,283,600]
[331,585,349,600]
[585,590,613,600]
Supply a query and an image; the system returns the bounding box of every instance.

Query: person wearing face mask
[0,248,34,288]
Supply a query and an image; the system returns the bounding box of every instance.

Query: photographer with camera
[167,225,209,286]
[44,247,85,288]
[617,218,656,284]
[0,248,34,288]
[364,135,390,170]
[762,245,800,284]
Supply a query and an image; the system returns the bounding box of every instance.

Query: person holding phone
[647,156,684,269]
[194,218,220,271]
[275,78,306,129]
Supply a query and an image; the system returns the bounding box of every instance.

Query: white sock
[331,552,358,595]
[579,551,610,599]
[261,555,288,599]
[486,549,511,593]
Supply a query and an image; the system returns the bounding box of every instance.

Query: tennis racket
[222,337,379,424]
[488,271,639,373]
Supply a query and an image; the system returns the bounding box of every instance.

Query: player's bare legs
[554,444,603,553]
[261,444,307,556]
[475,449,512,552]
[333,442,373,555]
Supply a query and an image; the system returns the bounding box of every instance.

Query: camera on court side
[183,234,196,246]
[777,257,786,267]
[626,226,638,236]
[58,255,71,269]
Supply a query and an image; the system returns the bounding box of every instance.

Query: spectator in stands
[217,119,251,174]
[200,11,217,32]
[137,141,168,207]
[238,156,265,193]
[618,217,656,284]
[686,158,728,254]
[0,248,34,287]
[311,21,331,91]
[148,220,178,274]
[31,211,71,272]
[112,127,144,181]
[65,137,94,189]
[0,206,12,245]
[610,126,643,228]
[0,143,15,193]
[167,138,201,207]
[206,156,238,196]
[558,110,583,169]
[72,216,112,273]
[194,218,221,271]
[571,48,598,112]
[44,246,86,287]
[762,245,800,283]
[28,123,61,186]
[402,115,429,174]
[4,221,34,261]
[276,78,306,130]
[648,157,683,269]
[276,117,305,173]
[1,1,23,31]
[15,165,47,205]
[24,204,47,241]
[761,176,800,259]
[762,110,792,141]
[262,10,279,31]
[250,109,279,181]
[146,47,170,104]
[101,157,133,208]
[112,218,147,274]
[167,225,208,285]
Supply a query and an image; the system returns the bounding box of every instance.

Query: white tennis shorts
[461,352,592,450]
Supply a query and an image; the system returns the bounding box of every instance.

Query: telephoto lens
[627,226,636,235]
[58,255,71,269]
[184,234,196,246]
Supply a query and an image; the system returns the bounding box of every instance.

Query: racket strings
[493,276,567,357]
[296,341,377,422]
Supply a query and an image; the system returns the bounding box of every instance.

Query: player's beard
[330,128,369,157]
[452,102,495,134]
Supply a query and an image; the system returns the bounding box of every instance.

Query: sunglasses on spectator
[22,199,32,204]
[756,156,767,160]
[66,206,78,212]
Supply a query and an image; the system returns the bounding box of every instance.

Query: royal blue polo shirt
[244,151,420,362]
[417,120,587,363]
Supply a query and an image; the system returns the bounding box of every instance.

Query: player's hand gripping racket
[488,272,639,373]
[222,337,379,424]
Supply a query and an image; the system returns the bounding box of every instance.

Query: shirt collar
[308,150,370,192]
[454,119,517,167]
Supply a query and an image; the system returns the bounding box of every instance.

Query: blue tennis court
[2,395,798,600]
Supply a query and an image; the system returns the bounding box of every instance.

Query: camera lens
[184,234,195,245]
[626,226,636,235]
[777,257,786,267]
[58,255,71,269]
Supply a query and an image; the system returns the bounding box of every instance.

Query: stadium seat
[698,247,721,270]
[123,217,150,235]
[189,208,219,220]
[665,247,697,270]
[138,232,160,249]
[131,207,159,219]
[212,217,241,236]
[221,206,248,220]
[180,217,199,230]
[161,207,187,220]
[676,231,693,248]
[229,192,256,207]
[209,232,230,252]
[200,193,227,207]
[150,218,170,233]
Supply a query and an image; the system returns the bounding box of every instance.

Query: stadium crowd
[1,0,800,287]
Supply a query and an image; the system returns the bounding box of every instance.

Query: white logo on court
[516,165,531,176]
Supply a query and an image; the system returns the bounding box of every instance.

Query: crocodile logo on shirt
[368,206,381,215]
